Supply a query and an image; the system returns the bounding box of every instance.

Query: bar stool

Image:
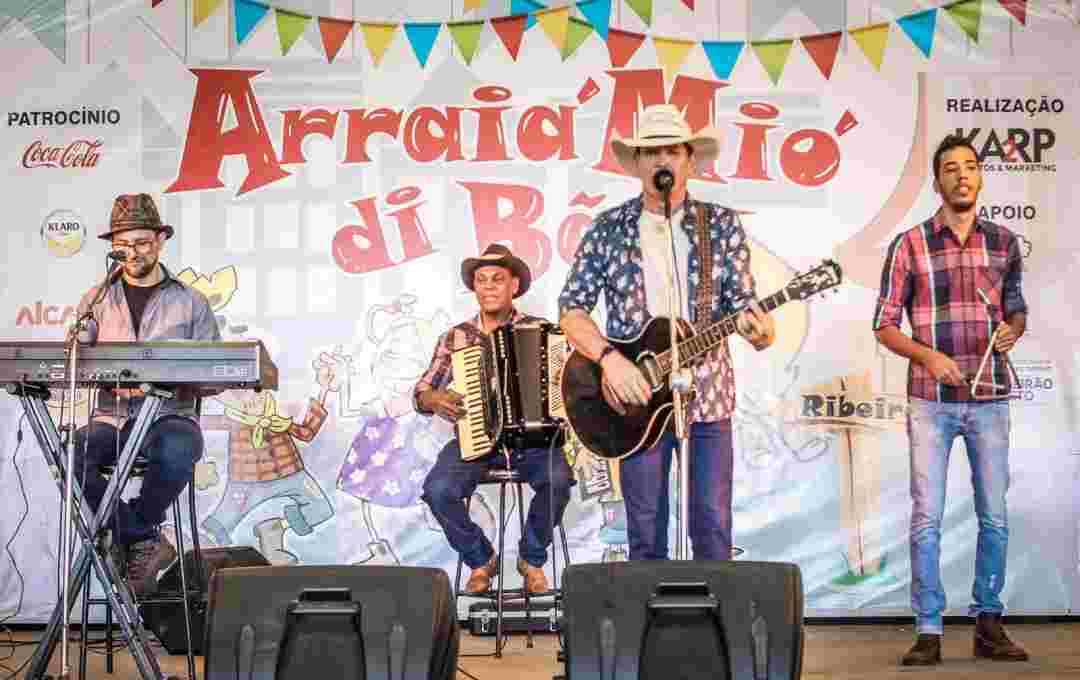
[81,457,203,680]
[453,464,572,658]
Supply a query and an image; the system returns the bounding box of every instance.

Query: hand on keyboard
[425,388,467,423]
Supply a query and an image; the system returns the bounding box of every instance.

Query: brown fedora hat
[460,243,532,298]
[97,193,174,240]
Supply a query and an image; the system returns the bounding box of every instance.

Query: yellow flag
[653,36,695,81]
[360,23,398,66]
[850,23,890,71]
[536,6,571,51]
[462,0,487,11]
[194,0,224,26]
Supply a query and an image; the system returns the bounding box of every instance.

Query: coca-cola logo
[22,139,102,169]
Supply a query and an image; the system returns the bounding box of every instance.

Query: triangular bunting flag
[235,0,271,45]
[562,17,593,59]
[511,0,544,30]
[536,6,570,51]
[850,22,889,70]
[0,0,67,61]
[463,0,487,11]
[998,0,1026,25]
[898,9,937,57]
[275,8,311,55]
[404,22,442,67]
[701,41,743,80]
[801,31,841,79]
[681,0,694,8]
[492,14,528,60]
[653,36,695,81]
[152,0,166,7]
[319,17,353,63]
[606,27,646,67]
[945,0,982,43]
[194,0,224,26]
[626,0,652,26]
[578,0,611,40]
[751,39,794,85]
[360,23,398,66]
[448,20,485,64]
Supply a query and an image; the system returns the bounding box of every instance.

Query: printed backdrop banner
[1,0,1078,623]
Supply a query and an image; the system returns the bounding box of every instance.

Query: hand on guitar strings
[735,302,775,351]
[600,351,652,410]
[424,388,468,423]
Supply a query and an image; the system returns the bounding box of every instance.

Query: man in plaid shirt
[416,244,573,595]
[874,134,1029,665]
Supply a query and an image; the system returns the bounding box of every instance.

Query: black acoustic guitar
[560,259,843,459]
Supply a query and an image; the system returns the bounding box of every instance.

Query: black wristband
[597,345,616,364]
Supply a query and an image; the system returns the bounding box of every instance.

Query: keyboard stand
[8,381,172,680]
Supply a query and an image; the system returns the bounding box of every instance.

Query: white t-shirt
[638,207,691,320]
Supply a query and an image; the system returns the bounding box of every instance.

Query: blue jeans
[73,416,204,546]
[620,419,734,560]
[907,397,1011,634]
[421,440,573,569]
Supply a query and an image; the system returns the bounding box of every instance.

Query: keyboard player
[71,193,220,597]
[415,244,573,595]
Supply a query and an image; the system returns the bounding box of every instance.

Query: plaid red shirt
[873,209,1027,402]
[412,309,544,414]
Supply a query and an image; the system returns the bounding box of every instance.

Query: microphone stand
[57,257,121,679]
[659,182,693,561]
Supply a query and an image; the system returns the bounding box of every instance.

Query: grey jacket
[76,263,221,419]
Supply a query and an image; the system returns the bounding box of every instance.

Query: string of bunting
[162,0,1029,84]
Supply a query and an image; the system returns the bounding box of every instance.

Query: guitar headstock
[785,259,843,301]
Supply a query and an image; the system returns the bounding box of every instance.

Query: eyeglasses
[111,238,157,255]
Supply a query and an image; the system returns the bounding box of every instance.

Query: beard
[124,258,158,281]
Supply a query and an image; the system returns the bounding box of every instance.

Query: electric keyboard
[0,341,278,390]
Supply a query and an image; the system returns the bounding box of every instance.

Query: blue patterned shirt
[558,195,757,421]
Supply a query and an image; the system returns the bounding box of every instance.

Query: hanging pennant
[563,16,594,59]
[801,31,842,79]
[492,14,528,60]
[511,0,544,30]
[235,0,271,45]
[275,8,311,55]
[626,0,652,26]
[463,0,487,11]
[578,0,611,40]
[606,27,646,67]
[404,22,442,67]
[751,39,794,85]
[850,23,889,71]
[319,17,354,63]
[448,20,485,64]
[653,36,695,81]
[536,6,571,51]
[997,0,1026,25]
[945,0,983,43]
[360,23,398,66]
[701,41,743,80]
[897,8,937,57]
[193,0,224,26]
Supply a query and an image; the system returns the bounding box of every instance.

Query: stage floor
[3,622,1079,679]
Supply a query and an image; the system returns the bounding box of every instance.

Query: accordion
[450,321,568,460]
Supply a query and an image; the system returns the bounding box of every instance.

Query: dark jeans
[620,419,734,560]
[421,439,574,569]
[73,416,204,546]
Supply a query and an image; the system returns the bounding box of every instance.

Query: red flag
[801,31,842,79]
[151,0,166,6]
[998,0,1027,25]
[319,17,354,63]
[606,27,646,68]
[492,14,528,60]
[681,0,694,9]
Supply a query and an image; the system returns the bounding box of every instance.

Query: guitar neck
[656,289,788,375]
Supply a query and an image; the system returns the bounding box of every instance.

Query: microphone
[107,249,128,262]
[653,168,674,194]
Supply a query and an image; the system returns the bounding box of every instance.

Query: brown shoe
[464,554,498,594]
[516,557,549,594]
[901,634,942,666]
[974,613,1029,661]
[125,533,177,598]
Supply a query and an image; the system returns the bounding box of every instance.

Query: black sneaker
[125,533,176,598]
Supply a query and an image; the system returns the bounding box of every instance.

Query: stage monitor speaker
[141,546,271,655]
[562,560,803,680]
[203,565,459,680]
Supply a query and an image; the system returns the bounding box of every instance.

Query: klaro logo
[41,209,86,257]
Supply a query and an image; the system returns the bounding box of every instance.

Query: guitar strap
[694,200,713,329]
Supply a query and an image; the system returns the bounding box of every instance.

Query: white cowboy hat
[610,104,722,174]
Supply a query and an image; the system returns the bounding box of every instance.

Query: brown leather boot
[901,634,942,666]
[974,613,1029,661]
[463,554,498,594]
[516,557,549,594]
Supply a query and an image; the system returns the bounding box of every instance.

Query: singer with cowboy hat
[417,244,574,594]
[559,104,775,561]
[70,193,220,597]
